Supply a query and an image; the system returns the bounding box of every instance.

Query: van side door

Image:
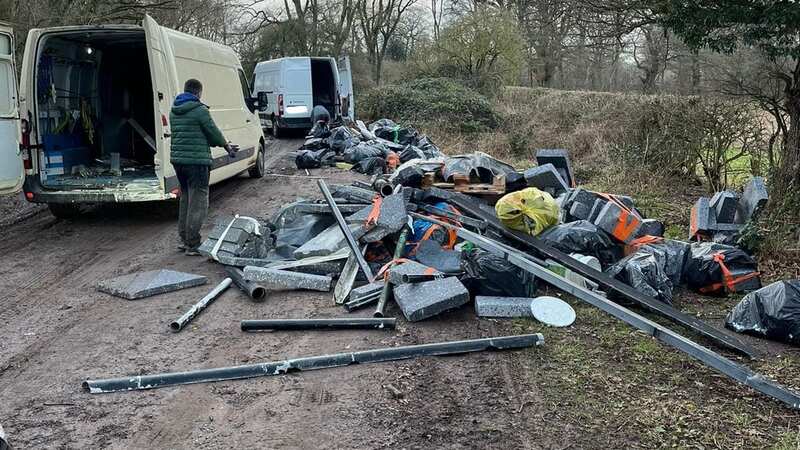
[0,24,23,195]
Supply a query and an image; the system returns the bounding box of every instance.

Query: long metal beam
[417,215,800,410]
[83,334,544,393]
[441,194,757,358]
[318,179,375,282]
[241,318,396,331]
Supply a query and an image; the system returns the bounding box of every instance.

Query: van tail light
[162,114,168,126]
[278,94,284,117]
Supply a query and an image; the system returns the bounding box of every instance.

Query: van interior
[36,30,159,189]
[310,58,337,118]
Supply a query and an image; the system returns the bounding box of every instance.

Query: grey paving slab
[243,267,333,292]
[393,276,469,322]
[97,270,208,300]
[475,296,535,318]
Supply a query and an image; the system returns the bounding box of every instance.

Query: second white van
[252,56,354,137]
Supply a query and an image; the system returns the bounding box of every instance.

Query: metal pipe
[241,318,396,331]
[225,266,267,302]
[373,178,393,197]
[416,214,800,410]
[374,227,410,317]
[343,291,381,312]
[351,180,373,191]
[83,334,544,393]
[318,180,375,282]
[169,278,232,332]
[401,274,444,284]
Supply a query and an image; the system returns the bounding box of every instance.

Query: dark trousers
[175,164,210,248]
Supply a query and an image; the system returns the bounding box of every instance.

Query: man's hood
[172,93,205,115]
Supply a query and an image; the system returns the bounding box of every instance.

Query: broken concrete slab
[415,240,462,273]
[97,270,208,300]
[523,163,569,196]
[711,191,738,224]
[387,260,441,285]
[329,184,376,204]
[593,201,642,244]
[292,223,366,259]
[348,281,385,302]
[393,276,470,322]
[346,192,408,242]
[243,267,333,292]
[535,149,575,188]
[735,177,769,224]
[475,296,535,318]
[569,201,591,221]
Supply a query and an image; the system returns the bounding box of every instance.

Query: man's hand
[224,143,239,157]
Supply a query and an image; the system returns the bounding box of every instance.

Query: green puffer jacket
[169,100,227,166]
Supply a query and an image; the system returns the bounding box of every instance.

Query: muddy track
[0,136,556,449]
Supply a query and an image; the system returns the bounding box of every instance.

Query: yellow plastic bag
[495,187,559,236]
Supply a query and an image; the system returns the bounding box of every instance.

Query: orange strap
[365,195,382,226]
[699,252,760,294]
[597,192,641,241]
[625,235,664,255]
[375,258,412,280]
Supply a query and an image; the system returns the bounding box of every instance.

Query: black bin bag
[460,248,537,298]
[538,220,622,266]
[726,280,800,345]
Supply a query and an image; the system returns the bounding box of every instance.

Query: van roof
[254,56,335,72]
[30,24,143,34]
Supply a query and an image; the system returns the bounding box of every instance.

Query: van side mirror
[256,92,269,111]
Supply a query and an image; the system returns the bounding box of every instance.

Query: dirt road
[0,137,555,449]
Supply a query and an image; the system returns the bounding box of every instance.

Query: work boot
[185,247,201,256]
[177,242,188,251]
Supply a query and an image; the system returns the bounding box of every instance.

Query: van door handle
[163,132,171,138]
[246,119,252,123]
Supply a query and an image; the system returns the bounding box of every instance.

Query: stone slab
[711,191,738,224]
[393,276,469,322]
[569,201,591,221]
[735,177,769,224]
[243,267,333,292]
[348,281,385,302]
[690,197,713,240]
[636,218,665,238]
[535,149,574,188]
[523,163,569,196]
[475,296,535,318]
[293,223,366,259]
[97,269,208,300]
[593,201,642,244]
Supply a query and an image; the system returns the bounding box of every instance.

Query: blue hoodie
[174,92,200,106]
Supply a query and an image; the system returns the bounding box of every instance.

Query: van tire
[249,144,266,178]
[48,203,82,219]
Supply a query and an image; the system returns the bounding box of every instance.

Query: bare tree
[358,0,419,85]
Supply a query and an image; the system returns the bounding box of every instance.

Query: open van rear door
[338,56,354,119]
[142,15,170,182]
[0,24,23,195]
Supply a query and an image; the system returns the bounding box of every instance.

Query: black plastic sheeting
[685,242,760,294]
[607,250,674,305]
[344,142,389,163]
[442,152,516,183]
[351,156,386,175]
[460,248,537,298]
[270,203,335,259]
[538,220,621,266]
[726,280,800,345]
[329,126,360,154]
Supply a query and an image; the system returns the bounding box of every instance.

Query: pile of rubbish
[85,122,800,409]
[295,118,444,175]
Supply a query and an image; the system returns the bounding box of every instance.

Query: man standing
[170,79,234,255]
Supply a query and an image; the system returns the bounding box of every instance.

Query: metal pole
[318,179,375,282]
[401,274,444,284]
[225,266,267,302]
[83,334,544,393]
[414,214,800,410]
[374,227,410,317]
[169,278,232,332]
[343,291,381,312]
[241,318,396,331]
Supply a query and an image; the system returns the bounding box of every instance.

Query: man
[170,79,234,255]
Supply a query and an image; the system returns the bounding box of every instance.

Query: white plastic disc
[530,296,576,327]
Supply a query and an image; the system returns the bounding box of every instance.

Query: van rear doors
[281,57,313,122]
[0,24,23,195]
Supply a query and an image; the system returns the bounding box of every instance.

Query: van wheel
[49,203,82,219]
[249,144,266,178]
[272,123,283,139]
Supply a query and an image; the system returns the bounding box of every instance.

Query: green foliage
[657,2,800,58]
[359,77,500,131]
[410,7,524,96]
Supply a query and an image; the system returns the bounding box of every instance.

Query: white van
[252,56,354,137]
[0,16,267,217]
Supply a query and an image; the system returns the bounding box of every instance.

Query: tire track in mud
[0,139,298,418]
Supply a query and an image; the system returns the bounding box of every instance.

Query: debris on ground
[97,269,208,300]
[85,117,800,410]
[726,280,800,345]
